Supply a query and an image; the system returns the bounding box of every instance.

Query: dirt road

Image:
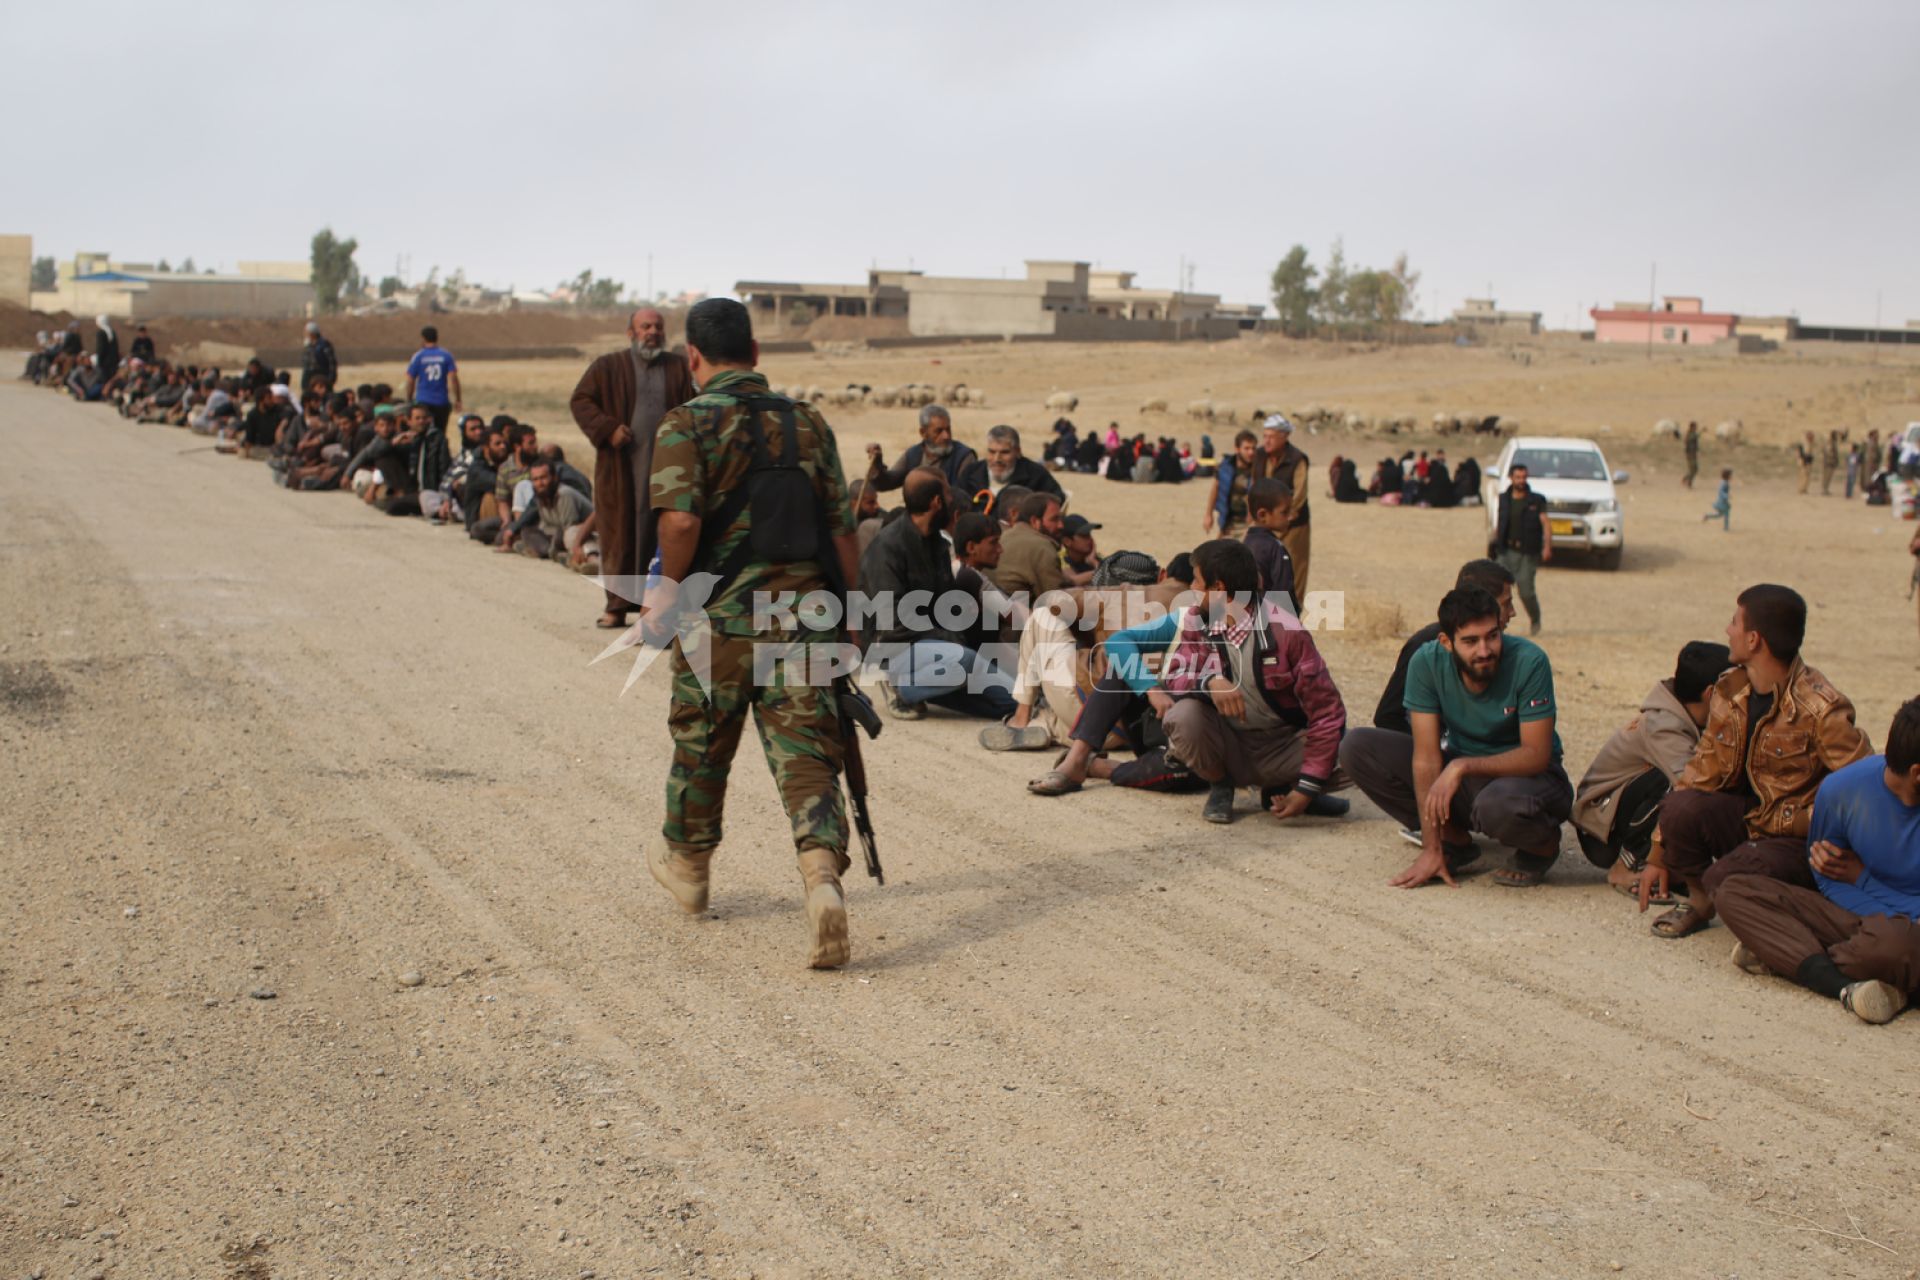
[2,376,1915,1278]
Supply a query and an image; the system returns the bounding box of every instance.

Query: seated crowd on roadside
[35,320,1916,1025]
[22,320,600,573]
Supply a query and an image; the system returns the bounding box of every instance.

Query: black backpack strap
[691,394,802,606]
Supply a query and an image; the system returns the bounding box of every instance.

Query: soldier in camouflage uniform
[644,298,862,969]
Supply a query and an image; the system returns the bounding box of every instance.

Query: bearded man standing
[571,308,697,628]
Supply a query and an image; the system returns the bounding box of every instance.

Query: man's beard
[632,340,663,363]
[987,463,1013,484]
[923,439,952,461]
[1451,649,1497,682]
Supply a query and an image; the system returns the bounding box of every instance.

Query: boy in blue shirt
[1717,698,1920,1024]
[405,324,462,446]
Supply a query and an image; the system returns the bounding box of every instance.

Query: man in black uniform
[1492,463,1552,636]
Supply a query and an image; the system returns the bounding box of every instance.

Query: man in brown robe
[570,308,697,627]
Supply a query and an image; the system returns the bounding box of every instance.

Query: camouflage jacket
[649,370,854,634]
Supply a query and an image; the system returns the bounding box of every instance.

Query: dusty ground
[4,339,1920,1279]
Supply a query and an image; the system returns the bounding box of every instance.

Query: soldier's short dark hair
[954,513,999,558]
[1165,551,1194,585]
[1015,492,1058,526]
[1455,558,1514,595]
[1735,584,1805,662]
[1674,641,1732,704]
[1438,586,1502,639]
[421,325,439,343]
[686,298,754,365]
[1887,697,1920,775]
[1191,539,1259,597]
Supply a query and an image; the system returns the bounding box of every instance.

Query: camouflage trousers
[663,629,848,863]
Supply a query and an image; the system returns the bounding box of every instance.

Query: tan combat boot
[647,837,713,915]
[797,848,851,969]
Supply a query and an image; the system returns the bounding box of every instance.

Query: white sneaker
[1840,980,1906,1025]
[1397,826,1423,846]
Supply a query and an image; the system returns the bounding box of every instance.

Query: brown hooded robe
[570,347,696,615]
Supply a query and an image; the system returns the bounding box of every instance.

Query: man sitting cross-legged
[859,468,1017,721]
[1717,697,1920,1024]
[1635,583,1870,938]
[1342,585,1573,888]
[1028,539,1350,826]
[1573,640,1730,898]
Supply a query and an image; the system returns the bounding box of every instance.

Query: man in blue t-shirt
[1341,584,1573,889]
[1717,697,1920,1024]
[404,324,462,445]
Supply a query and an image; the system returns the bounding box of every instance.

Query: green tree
[1315,239,1351,329]
[1268,246,1318,337]
[1386,253,1420,324]
[30,256,55,290]
[378,275,403,299]
[309,228,362,313]
[179,256,197,274]
[567,269,625,309]
[155,258,172,273]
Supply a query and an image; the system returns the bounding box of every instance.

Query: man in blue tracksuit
[1718,697,1920,1024]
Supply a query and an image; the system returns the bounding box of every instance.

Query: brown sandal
[1027,769,1082,797]
[1650,903,1710,938]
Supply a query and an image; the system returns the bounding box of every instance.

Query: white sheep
[1044,390,1079,412]
[1653,418,1681,439]
[1140,396,1169,414]
[1714,419,1743,443]
[1187,398,1212,421]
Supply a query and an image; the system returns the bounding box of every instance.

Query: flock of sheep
[1652,417,1745,443]
[774,382,990,409]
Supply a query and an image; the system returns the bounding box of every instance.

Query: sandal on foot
[1492,850,1560,888]
[1612,878,1673,904]
[595,614,629,630]
[1650,903,1711,938]
[1027,769,1082,797]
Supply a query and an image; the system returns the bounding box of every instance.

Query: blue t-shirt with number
[407,345,457,405]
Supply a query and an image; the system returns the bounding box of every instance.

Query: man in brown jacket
[1637,584,1872,937]
[1252,415,1312,596]
[988,491,1067,602]
[569,308,696,627]
[1573,640,1728,893]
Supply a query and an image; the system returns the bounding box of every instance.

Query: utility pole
[1646,262,1657,361]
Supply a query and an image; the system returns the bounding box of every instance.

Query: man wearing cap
[570,307,697,628]
[301,323,337,396]
[1252,414,1313,596]
[1061,513,1102,586]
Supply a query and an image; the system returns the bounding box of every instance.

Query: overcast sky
[7,0,1916,327]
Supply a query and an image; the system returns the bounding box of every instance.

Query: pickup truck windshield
[1512,449,1608,481]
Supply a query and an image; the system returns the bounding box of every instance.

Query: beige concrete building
[1451,297,1542,335]
[0,235,30,309]
[31,251,313,319]
[737,259,1259,340]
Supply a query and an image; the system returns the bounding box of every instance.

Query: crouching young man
[1342,585,1572,887]
[1717,698,1920,1024]
[1033,538,1349,825]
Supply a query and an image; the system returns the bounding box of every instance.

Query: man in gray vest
[571,308,698,627]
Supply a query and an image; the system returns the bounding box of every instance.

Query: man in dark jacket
[866,405,978,492]
[956,425,1064,504]
[301,322,337,395]
[1492,463,1551,634]
[858,468,1015,721]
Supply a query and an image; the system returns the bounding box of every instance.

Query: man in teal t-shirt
[1340,584,1573,888]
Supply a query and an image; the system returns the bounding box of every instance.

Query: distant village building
[1450,297,1541,335]
[0,234,30,308]
[31,251,313,319]
[735,259,1262,340]
[1590,296,1737,345]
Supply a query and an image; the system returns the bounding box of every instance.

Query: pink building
[1590,295,1737,345]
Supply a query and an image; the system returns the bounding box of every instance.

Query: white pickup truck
[1482,437,1626,570]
